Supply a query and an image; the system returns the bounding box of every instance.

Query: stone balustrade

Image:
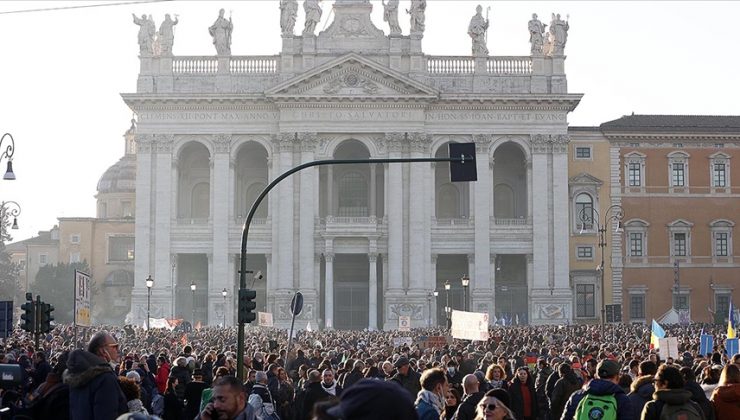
[427,56,475,74]
[172,56,218,74]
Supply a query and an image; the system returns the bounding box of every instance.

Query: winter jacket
[710,383,740,420]
[155,361,170,394]
[391,369,422,398]
[300,381,332,420]
[169,364,192,399]
[416,397,442,420]
[509,377,539,420]
[342,368,364,389]
[561,378,632,420]
[535,366,554,416]
[628,374,655,420]
[685,379,715,420]
[452,391,485,420]
[642,389,705,420]
[549,371,582,420]
[63,350,128,420]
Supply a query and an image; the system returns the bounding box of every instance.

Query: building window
[673,294,690,311]
[716,294,731,319]
[715,143,725,148]
[628,162,641,187]
[69,252,81,263]
[709,153,731,190]
[673,233,687,256]
[121,201,133,218]
[672,163,685,186]
[39,254,48,265]
[70,234,81,244]
[575,193,593,230]
[629,232,643,257]
[629,143,640,148]
[710,219,734,260]
[109,236,135,262]
[576,284,596,318]
[337,172,368,217]
[715,232,729,257]
[625,152,646,189]
[575,147,591,159]
[630,295,645,320]
[713,163,727,187]
[668,151,689,189]
[577,246,593,259]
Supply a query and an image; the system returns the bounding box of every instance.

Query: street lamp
[433,290,439,326]
[0,133,17,180]
[578,204,624,337]
[222,288,228,327]
[0,201,21,235]
[145,275,154,330]
[461,274,470,311]
[444,280,451,329]
[673,260,680,312]
[190,281,196,326]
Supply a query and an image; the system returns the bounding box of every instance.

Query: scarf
[416,389,444,415]
[322,381,338,396]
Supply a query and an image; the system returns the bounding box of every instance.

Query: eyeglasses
[106,343,120,349]
[480,403,497,411]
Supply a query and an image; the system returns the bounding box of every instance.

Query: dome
[97,155,136,194]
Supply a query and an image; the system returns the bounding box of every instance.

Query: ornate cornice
[385,132,406,153]
[551,134,570,154]
[473,134,493,153]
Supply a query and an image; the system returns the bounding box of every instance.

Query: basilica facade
[123,1,582,329]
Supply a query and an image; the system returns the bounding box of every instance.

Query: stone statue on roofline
[548,12,569,56]
[406,0,426,34]
[209,8,233,56]
[303,0,323,36]
[280,0,298,36]
[382,0,402,35]
[528,13,546,55]
[468,5,489,56]
[132,13,155,56]
[158,14,179,56]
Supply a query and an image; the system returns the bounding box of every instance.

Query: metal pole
[427,294,432,328]
[192,289,195,326]
[147,286,151,330]
[223,295,227,327]
[600,223,606,338]
[236,155,475,379]
[35,295,41,349]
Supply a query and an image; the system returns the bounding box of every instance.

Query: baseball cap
[596,360,620,379]
[326,379,417,420]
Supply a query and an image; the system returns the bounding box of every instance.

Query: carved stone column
[370,164,377,218]
[133,134,154,323]
[383,132,405,329]
[153,134,174,325]
[298,133,318,327]
[211,134,231,326]
[276,133,295,292]
[471,135,493,315]
[368,253,378,330]
[324,252,335,329]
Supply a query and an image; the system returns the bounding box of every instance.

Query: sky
[0,0,738,242]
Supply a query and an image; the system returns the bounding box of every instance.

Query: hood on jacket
[653,389,693,405]
[563,370,581,385]
[583,378,626,396]
[630,375,655,394]
[713,383,740,403]
[63,349,113,389]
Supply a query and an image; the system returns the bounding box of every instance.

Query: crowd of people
[0,322,738,420]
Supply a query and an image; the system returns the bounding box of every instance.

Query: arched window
[338,172,367,217]
[575,193,593,230]
[191,182,210,218]
[437,184,460,218]
[494,184,515,218]
[245,182,267,218]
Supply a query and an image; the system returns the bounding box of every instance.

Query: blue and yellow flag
[728,302,737,339]
[650,319,666,349]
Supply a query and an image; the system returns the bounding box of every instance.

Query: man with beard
[197,375,255,420]
[321,368,343,397]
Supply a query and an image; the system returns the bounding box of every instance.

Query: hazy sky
[0,0,737,242]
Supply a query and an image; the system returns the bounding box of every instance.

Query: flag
[727,338,739,357]
[651,319,666,349]
[700,334,713,357]
[728,302,736,339]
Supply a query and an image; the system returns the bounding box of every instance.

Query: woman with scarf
[416,368,449,420]
[508,366,538,420]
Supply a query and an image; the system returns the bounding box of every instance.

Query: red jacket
[711,383,740,420]
[155,362,170,394]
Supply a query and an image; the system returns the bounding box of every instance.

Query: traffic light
[238,289,257,324]
[20,300,35,333]
[448,143,477,182]
[39,303,54,333]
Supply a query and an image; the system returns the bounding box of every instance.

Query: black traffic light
[20,300,35,333]
[39,303,54,333]
[238,289,257,324]
[448,143,477,182]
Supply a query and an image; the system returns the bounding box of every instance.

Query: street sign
[291,292,304,316]
[0,301,12,339]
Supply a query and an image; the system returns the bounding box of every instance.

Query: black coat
[391,369,422,398]
[452,391,485,420]
[301,382,332,420]
[64,350,128,420]
[549,371,582,420]
[509,377,539,420]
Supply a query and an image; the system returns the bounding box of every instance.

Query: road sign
[291,292,304,316]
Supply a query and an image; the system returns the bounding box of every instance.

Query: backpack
[574,393,618,420]
[658,400,704,420]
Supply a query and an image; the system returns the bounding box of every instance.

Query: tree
[33,261,90,324]
[0,207,20,303]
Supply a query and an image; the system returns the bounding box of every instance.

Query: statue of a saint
[209,9,233,56]
[158,14,179,56]
[406,0,426,34]
[132,13,155,56]
[303,0,323,36]
[382,0,402,35]
[549,13,569,55]
[542,32,553,56]
[528,13,546,55]
[279,0,298,36]
[468,5,489,56]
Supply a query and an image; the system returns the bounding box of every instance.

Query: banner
[451,310,489,341]
[398,316,410,332]
[727,338,739,357]
[258,312,273,327]
[699,334,714,357]
[149,318,175,330]
[658,337,679,359]
[74,271,92,327]
[393,337,413,347]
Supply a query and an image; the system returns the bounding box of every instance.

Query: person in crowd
[169,356,191,400]
[681,366,715,420]
[248,371,278,418]
[118,376,149,415]
[301,369,332,420]
[453,374,485,420]
[628,360,658,419]
[508,365,538,420]
[201,366,231,412]
[392,356,422,398]
[444,387,462,420]
[197,376,256,420]
[183,369,208,420]
[416,368,450,420]
[163,376,183,420]
[155,355,171,395]
[486,365,509,390]
[534,358,552,420]
[275,366,295,420]
[641,364,704,420]
[548,362,581,420]
[561,360,632,420]
[474,390,516,420]
[710,364,740,420]
[320,368,342,397]
[65,331,128,420]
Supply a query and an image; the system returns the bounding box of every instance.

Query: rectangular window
[713,163,726,187]
[575,147,591,159]
[629,233,643,256]
[715,143,725,148]
[70,234,81,244]
[576,284,596,318]
[39,254,48,265]
[715,232,729,257]
[109,237,135,262]
[630,295,645,320]
[672,163,685,186]
[673,143,684,148]
[122,201,133,218]
[628,162,641,186]
[716,295,731,319]
[69,253,80,264]
[577,246,593,259]
[674,295,689,311]
[673,233,687,256]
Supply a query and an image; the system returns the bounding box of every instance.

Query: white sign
[74,270,91,327]
[393,337,413,347]
[658,337,679,359]
[258,312,273,327]
[149,318,174,330]
[398,316,411,332]
[451,310,490,341]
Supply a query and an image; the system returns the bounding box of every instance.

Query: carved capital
[473,134,493,154]
[277,132,295,152]
[551,134,570,154]
[213,134,232,154]
[385,132,405,153]
[408,132,429,153]
[135,133,154,153]
[368,253,378,263]
[530,134,551,154]
[325,253,335,263]
[153,134,174,154]
[298,132,318,152]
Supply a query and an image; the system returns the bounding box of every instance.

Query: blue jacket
[64,350,128,420]
[561,378,633,420]
[416,398,442,420]
[628,375,655,420]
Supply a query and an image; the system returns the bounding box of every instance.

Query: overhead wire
[0,0,171,15]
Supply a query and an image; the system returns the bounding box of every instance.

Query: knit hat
[596,360,620,379]
[326,379,416,420]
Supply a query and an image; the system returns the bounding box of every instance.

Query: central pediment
[265,53,439,101]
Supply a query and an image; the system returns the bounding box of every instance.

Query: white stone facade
[123,1,582,329]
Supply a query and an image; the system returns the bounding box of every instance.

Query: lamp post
[461,274,470,312]
[426,292,433,328]
[673,260,680,312]
[0,201,21,238]
[145,275,153,330]
[578,204,624,337]
[0,133,17,181]
[433,290,439,326]
[222,288,228,327]
[190,281,196,326]
[444,280,451,329]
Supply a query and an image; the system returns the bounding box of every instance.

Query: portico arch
[177,142,211,220]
